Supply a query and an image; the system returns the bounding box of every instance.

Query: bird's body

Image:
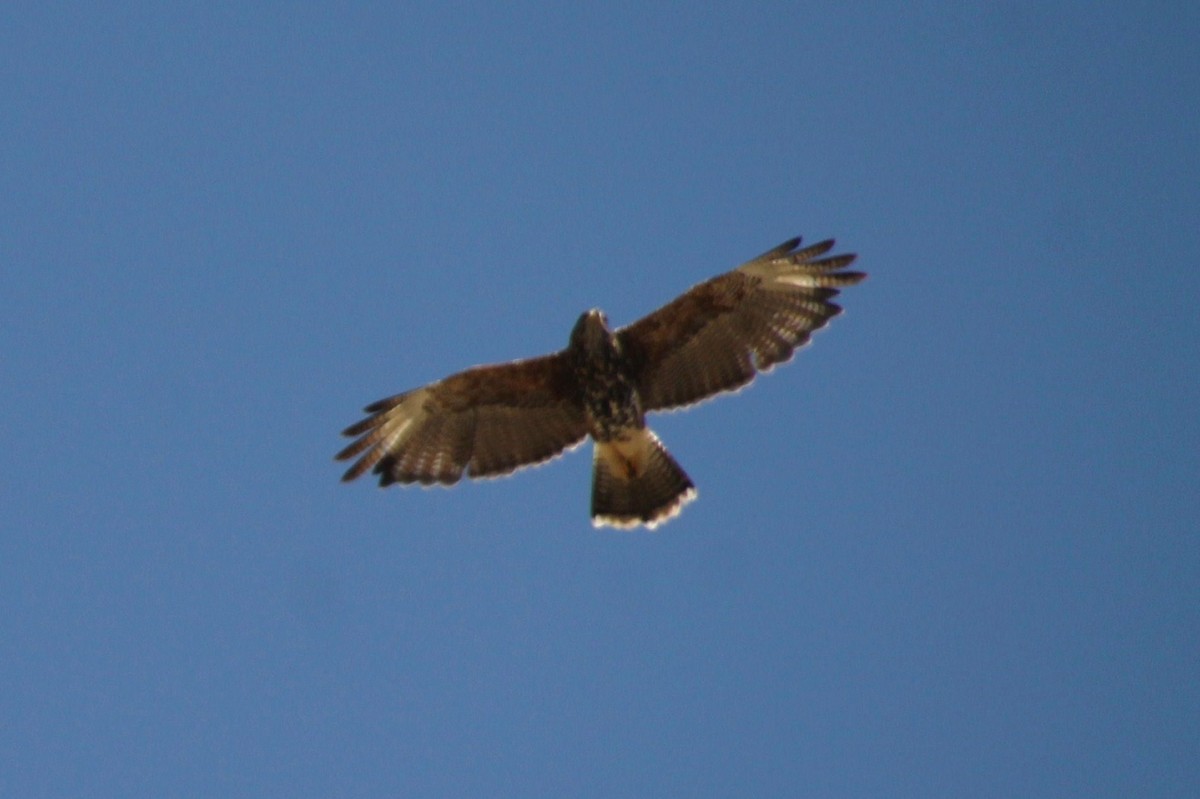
[567,309,695,527]
[337,235,865,529]
[569,310,644,443]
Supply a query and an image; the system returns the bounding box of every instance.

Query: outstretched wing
[616,237,865,412]
[336,353,587,486]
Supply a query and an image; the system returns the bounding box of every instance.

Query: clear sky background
[3,3,1197,797]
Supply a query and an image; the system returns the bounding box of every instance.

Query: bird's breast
[575,352,644,442]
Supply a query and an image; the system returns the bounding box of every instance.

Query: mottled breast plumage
[568,309,644,442]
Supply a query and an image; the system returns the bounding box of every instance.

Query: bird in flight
[337,235,865,529]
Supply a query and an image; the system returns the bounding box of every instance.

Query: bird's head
[569,308,615,356]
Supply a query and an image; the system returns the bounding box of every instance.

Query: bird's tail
[591,428,696,530]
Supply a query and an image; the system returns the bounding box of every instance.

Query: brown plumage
[336,235,865,529]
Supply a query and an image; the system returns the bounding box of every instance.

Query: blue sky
[3,3,1197,796]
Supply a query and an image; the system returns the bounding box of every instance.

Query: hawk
[337,235,865,529]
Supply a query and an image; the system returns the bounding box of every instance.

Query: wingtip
[339,459,369,482]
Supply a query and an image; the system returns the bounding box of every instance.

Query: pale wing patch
[772,272,856,288]
[378,416,416,457]
[335,389,430,482]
